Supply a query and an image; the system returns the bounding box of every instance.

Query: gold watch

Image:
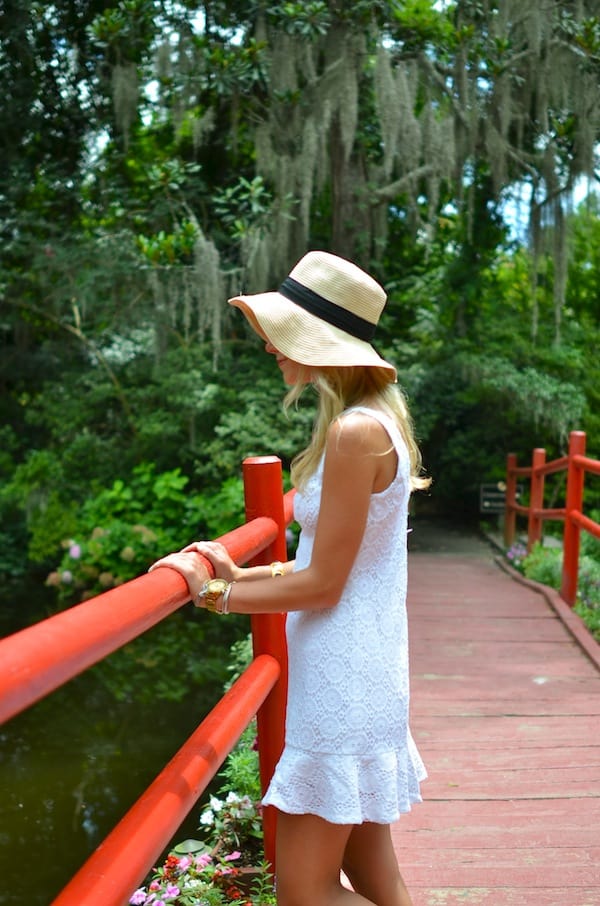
[198,578,229,613]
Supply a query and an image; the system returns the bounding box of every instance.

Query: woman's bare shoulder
[328,409,392,458]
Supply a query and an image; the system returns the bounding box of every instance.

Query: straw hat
[228,250,396,380]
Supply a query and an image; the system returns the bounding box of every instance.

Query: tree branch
[372,164,435,204]
[4,297,138,434]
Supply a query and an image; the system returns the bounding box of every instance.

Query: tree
[1,0,599,575]
[87,1,600,339]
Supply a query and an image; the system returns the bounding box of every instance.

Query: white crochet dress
[262,406,426,824]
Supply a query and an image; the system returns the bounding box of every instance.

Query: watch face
[206,578,228,594]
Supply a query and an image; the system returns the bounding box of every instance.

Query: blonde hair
[284,366,430,493]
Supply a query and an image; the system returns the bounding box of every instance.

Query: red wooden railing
[504,431,600,606]
[0,456,293,906]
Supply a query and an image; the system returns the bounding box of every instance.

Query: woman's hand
[147,548,210,604]
[181,541,242,583]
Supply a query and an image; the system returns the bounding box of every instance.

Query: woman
[150,251,429,906]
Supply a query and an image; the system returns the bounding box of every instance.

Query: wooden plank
[410,645,599,677]
[413,714,600,747]
[410,616,571,642]
[398,846,600,883]
[408,889,600,906]
[419,745,600,771]
[396,552,600,906]
[421,765,600,799]
[398,796,600,824]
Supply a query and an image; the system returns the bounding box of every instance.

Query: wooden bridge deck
[395,541,600,906]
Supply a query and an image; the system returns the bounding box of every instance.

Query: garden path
[393,524,600,906]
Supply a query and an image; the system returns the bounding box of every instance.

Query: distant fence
[504,431,600,605]
[0,456,293,906]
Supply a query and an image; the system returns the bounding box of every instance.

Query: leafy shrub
[581,511,600,560]
[40,463,250,704]
[512,540,600,639]
[90,612,234,705]
[46,463,245,604]
[521,543,562,588]
[575,602,600,641]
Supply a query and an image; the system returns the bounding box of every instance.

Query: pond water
[0,582,226,906]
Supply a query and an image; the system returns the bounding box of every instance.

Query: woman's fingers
[182,540,226,557]
[181,541,238,581]
[148,552,184,572]
[147,551,211,604]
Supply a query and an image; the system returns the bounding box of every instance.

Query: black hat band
[278,276,377,342]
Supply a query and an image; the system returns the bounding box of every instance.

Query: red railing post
[504,453,518,548]
[560,431,587,606]
[242,456,289,874]
[527,448,546,551]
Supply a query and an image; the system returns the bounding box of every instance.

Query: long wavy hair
[284,365,430,493]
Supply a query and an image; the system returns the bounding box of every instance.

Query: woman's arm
[151,413,394,614]
[179,542,295,583]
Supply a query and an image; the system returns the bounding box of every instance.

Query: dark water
[0,584,223,906]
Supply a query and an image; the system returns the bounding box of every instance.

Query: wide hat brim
[228,291,397,380]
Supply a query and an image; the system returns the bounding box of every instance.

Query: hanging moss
[146,1,600,344]
[111,62,139,146]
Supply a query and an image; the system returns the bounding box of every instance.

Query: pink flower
[165,884,180,899]
[178,855,192,871]
[195,853,212,869]
[69,543,82,559]
[129,891,147,905]
[224,851,241,861]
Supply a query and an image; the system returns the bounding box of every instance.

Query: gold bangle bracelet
[270,561,285,578]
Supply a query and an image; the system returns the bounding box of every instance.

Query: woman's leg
[275,810,377,906]
[342,822,414,906]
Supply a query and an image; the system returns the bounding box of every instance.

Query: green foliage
[194,368,315,485]
[521,543,563,589]
[88,0,160,64]
[137,219,199,265]
[200,477,246,539]
[46,463,246,603]
[268,2,331,37]
[513,540,600,640]
[575,601,600,642]
[224,634,255,690]
[217,722,263,806]
[92,610,235,705]
[213,177,277,240]
[391,0,455,47]
[579,556,600,605]
[2,0,599,601]
[457,353,586,444]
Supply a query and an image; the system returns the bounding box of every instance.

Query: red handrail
[52,654,280,906]
[0,516,279,726]
[504,431,600,606]
[0,456,294,905]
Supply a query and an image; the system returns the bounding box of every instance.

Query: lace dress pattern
[262,407,426,824]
